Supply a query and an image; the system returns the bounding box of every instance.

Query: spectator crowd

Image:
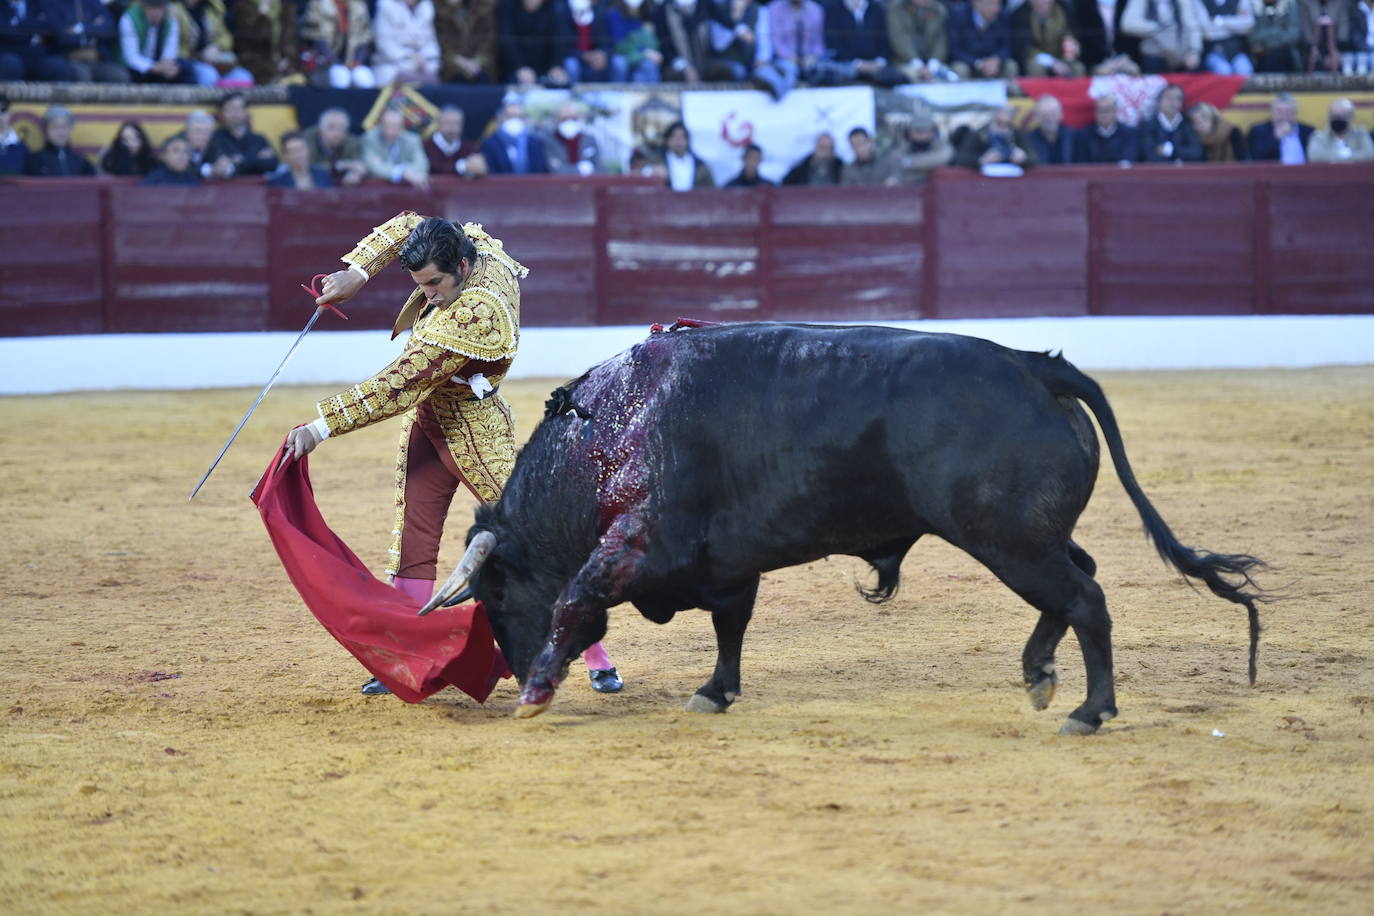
[2,82,1371,186]
[4,0,1374,90]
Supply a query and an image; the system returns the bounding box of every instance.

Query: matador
[281,212,623,696]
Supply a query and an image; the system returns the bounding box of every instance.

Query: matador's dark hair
[399,217,477,276]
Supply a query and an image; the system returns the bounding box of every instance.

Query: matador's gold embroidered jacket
[315,212,527,438]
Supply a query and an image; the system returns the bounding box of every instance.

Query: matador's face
[409,260,470,309]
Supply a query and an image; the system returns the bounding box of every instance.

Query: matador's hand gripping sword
[188,276,348,500]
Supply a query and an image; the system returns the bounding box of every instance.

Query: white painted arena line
[2,316,1372,395]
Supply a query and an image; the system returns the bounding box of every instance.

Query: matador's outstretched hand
[316,269,366,307]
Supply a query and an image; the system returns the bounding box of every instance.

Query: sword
[189,275,348,500]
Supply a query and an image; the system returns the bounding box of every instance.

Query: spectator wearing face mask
[479,100,551,174]
[558,0,629,81]
[1306,97,1374,162]
[541,101,604,176]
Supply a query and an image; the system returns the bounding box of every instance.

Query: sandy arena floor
[1,367,1372,914]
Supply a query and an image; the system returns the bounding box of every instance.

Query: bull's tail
[1032,352,1266,684]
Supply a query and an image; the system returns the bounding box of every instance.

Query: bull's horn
[417,531,496,616]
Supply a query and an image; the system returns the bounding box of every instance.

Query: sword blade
[189,307,325,500]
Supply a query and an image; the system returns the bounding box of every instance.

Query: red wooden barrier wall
[2,164,1371,338]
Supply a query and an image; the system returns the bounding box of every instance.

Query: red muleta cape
[251,443,510,704]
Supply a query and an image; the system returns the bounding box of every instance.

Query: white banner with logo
[682,86,876,186]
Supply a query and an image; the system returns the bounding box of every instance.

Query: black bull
[443,322,1264,734]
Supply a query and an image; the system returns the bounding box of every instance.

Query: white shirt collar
[431,132,463,156]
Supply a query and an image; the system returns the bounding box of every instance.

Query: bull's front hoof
[514,700,551,719]
[685,693,728,714]
[1026,677,1057,711]
[1057,717,1098,736]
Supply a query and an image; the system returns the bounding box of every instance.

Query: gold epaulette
[409,252,521,361]
[340,211,424,278]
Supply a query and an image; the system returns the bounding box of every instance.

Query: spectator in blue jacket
[1138,83,1204,163]
[1026,95,1075,164]
[1,0,78,80]
[143,135,204,185]
[815,0,905,85]
[48,0,129,82]
[947,0,1018,78]
[0,94,27,175]
[479,99,551,174]
[1072,93,1138,163]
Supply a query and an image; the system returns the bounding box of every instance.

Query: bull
[421,322,1264,735]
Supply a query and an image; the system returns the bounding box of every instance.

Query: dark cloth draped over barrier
[288,85,507,140]
[251,442,510,704]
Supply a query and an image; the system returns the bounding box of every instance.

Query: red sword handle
[300,273,349,320]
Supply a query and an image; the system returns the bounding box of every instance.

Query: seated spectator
[1354,0,1374,73]
[268,131,336,188]
[1189,101,1246,160]
[1248,0,1304,72]
[425,105,487,177]
[231,0,299,84]
[2,0,78,81]
[120,0,192,82]
[363,106,432,186]
[143,135,203,185]
[705,0,798,99]
[479,100,550,174]
[783,132,843,185]
[499,0,569,85]
[1026,94,1075,163]
[842,126,898,184]
[301,0,376,88]
[1306,97,1374,162]
[1013,0,1086,76]
[1066,0,1111,70]
[435,0,499,82]
[23,106,95,177]
[99,121,157,176]
[948,0,1019,78]
[653,0,709,82]
[541,100,603,175]
[1247,91,1313,162]
[1073,92,1139,163]
[770,0,825,80]
[208,92,279,177]
[558,0,628,81]
[303,108,366,185]
[177,0,253,85]
[725,142,772,186]
[52,0,128,83]
[0,94,28,175]
[606,0,664,82]
[1301,0,1359,73]
[954,104,1037,170]
[1139,83,1204,162]
[373,0,439,83]
[817,0,906,86]
[657,120,714,190]
[1197,0,1254,73]
[887,0,954,81]
[177,108,234,178]
[893,108,952,183]
[1119,0,1200,72]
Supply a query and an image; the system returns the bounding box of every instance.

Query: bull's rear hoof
[514,700,550,719]
[685,693,728,714]
[1026,678,1056,711]
[1057,718,1098,736]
